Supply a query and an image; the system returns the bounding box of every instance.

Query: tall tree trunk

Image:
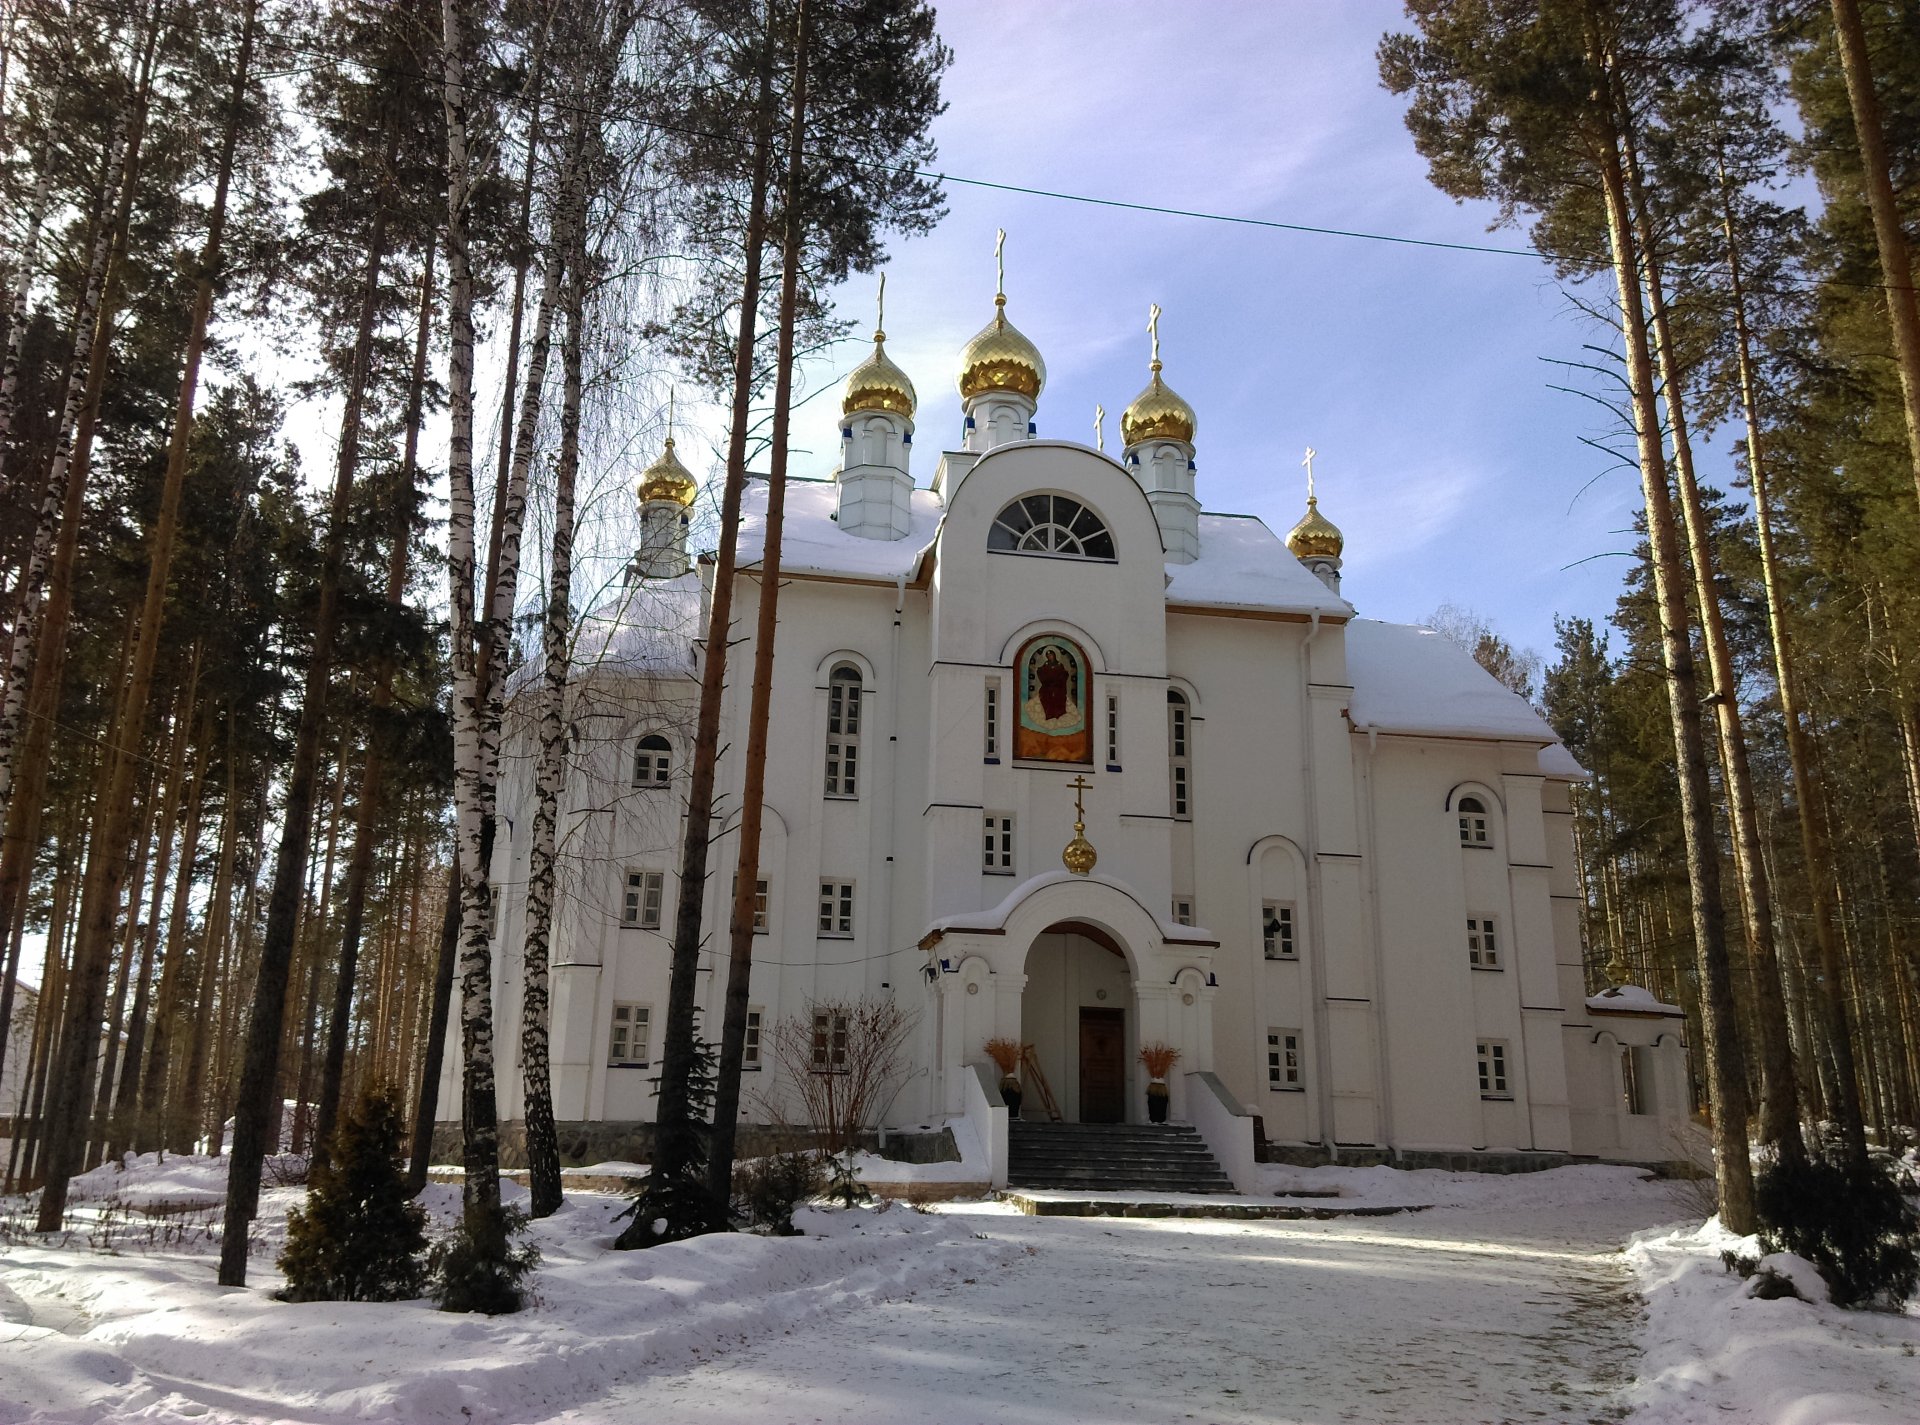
[441,0,505,1220]
[711,0,811,1203]
[1587,14,1753,1233]
[174,731,237,1153]
[0,168,50,493]
[408,847,459,1196]
[521,157,591,1221]
[1622,146,1804,1169]
[218,25,384,1280]
[1717,167,1870,1168]
[30,10,168,1229]
[134,699,211,1152]
[626,20,779,1249]
[1827,0,1920,509]
[311,251,434,1170]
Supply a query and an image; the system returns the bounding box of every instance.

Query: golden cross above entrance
[1068,773,1091,819]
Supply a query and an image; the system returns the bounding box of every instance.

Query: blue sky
[738,0,1679,663]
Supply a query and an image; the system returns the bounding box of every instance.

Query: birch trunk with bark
[0,168,50,495]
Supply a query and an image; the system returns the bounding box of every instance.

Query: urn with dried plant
[984,1037,1025,1119]
[1138,1042,1180,1124]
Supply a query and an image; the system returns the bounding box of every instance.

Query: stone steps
[1006,1121,1236,1194]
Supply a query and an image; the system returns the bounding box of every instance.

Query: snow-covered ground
[4,1154,1917,1423]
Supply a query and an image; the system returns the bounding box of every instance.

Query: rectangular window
[825,671,862,797]
[811,1010,850,1072]
[983,813,1015,874]
[984,680,1000,759]
[1168,693,1192,819]
[825,737,859,798]
[818,880,855,937]
[1262,902,1296,960]
[732,875,770,933]
[624,869,665,929]
[1267,1030,1302,1089]
[744,1009,763,1070]
[1467,917,1500,969]
[1105,693,1120,768]
[1477,1039,1510,1098]
[1171,897,1194,927]
[609,1003,651,1066]
[486,885,501,938]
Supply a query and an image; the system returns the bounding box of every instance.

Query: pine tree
[278,1081,428,1303]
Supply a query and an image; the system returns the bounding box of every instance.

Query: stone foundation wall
[426,1121,961,1171]
[1257,1141,1573,1174]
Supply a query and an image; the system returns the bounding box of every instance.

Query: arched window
[1458,796,1490,846]
[988,494,1115,560]
[1167,690,1191,819]
[633,733,671,787]
[824,664,862,797]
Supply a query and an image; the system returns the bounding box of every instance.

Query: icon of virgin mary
[1015,636,1091,762]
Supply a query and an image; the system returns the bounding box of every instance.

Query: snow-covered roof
[1537,741,1587,780]
[1586,984,1685,1017]
[1346,620,1565,747]
[546,571,704,690]
[733,477,943,582]
[1164,514,1354,618]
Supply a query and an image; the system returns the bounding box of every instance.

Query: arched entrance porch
[1021,922,1133,1123]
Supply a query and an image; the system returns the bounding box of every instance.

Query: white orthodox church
[461,271,1694,1189]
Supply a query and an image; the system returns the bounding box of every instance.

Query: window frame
[632,733,672,788]
[984,679,1001,761]
[1171,897,1195,927]
[1477,1038,1511,1099]
[1168,690,1192,820]
[744,1008,763,1070]
[609,1002,651,1067]
[730,874,770,933]
[1105,692,1121,769]
[824,665,863,798]
[818,880,855,938]
[1267,1029,1303,1090]
[623,869,665,929]
[1457,795,1491,848]
[811,1009,851,1073]
[1262,901,1296,961]
[983,813,1015,875]
[1467,916,1500,969]
[987,493,1117,561]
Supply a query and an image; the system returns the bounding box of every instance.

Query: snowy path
[552,1193,1671,1425]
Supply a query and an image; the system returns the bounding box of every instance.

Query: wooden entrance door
[1079,1008,1126,1123]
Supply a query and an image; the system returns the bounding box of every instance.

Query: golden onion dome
[843,331,916,418]
[957,295,1046,402]
[1286,495,1344,560]
[1120,361,1197,446]
[637,436,697,508]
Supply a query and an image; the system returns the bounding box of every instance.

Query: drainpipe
[881,570,907,1104]
[1299,611,1337,1162]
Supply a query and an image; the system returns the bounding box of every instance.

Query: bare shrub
[766,996,917,1157]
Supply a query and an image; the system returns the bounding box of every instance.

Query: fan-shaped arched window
[633,733,671,787]
[988,494,1115,560]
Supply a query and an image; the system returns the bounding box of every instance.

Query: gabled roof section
[734,477,943,582]
[1346,620,1582,774]
[1164,513,1354,618]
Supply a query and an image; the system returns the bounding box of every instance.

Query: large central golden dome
[637,436,697,508]
[843,332,916,417]
[957,296,1045,402]
[1120,361,1196,446]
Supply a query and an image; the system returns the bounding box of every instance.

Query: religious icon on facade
[1015,634,1091,763]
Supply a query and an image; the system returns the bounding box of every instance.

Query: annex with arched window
[632,733,671,787]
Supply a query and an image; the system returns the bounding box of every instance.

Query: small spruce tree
[430,1200,541,1314]
[616,1026,724,1248]
[278,1082,428,1302]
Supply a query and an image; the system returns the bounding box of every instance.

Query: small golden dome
[637,437,696,508]
[1062,824,1098,876]
[1286,495,1343,560]
[1120,362,1196,446]
[843,332,916,418]
[957,296,1046,402]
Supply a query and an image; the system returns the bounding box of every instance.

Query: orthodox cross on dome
[875,271,886,341]
[1147,302,1162,369]
[1062,773,1097,876]
[666,388,676,443]
[1094,404,1105,452]
[994,227,1006,300]
[1302,445,1317,500]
